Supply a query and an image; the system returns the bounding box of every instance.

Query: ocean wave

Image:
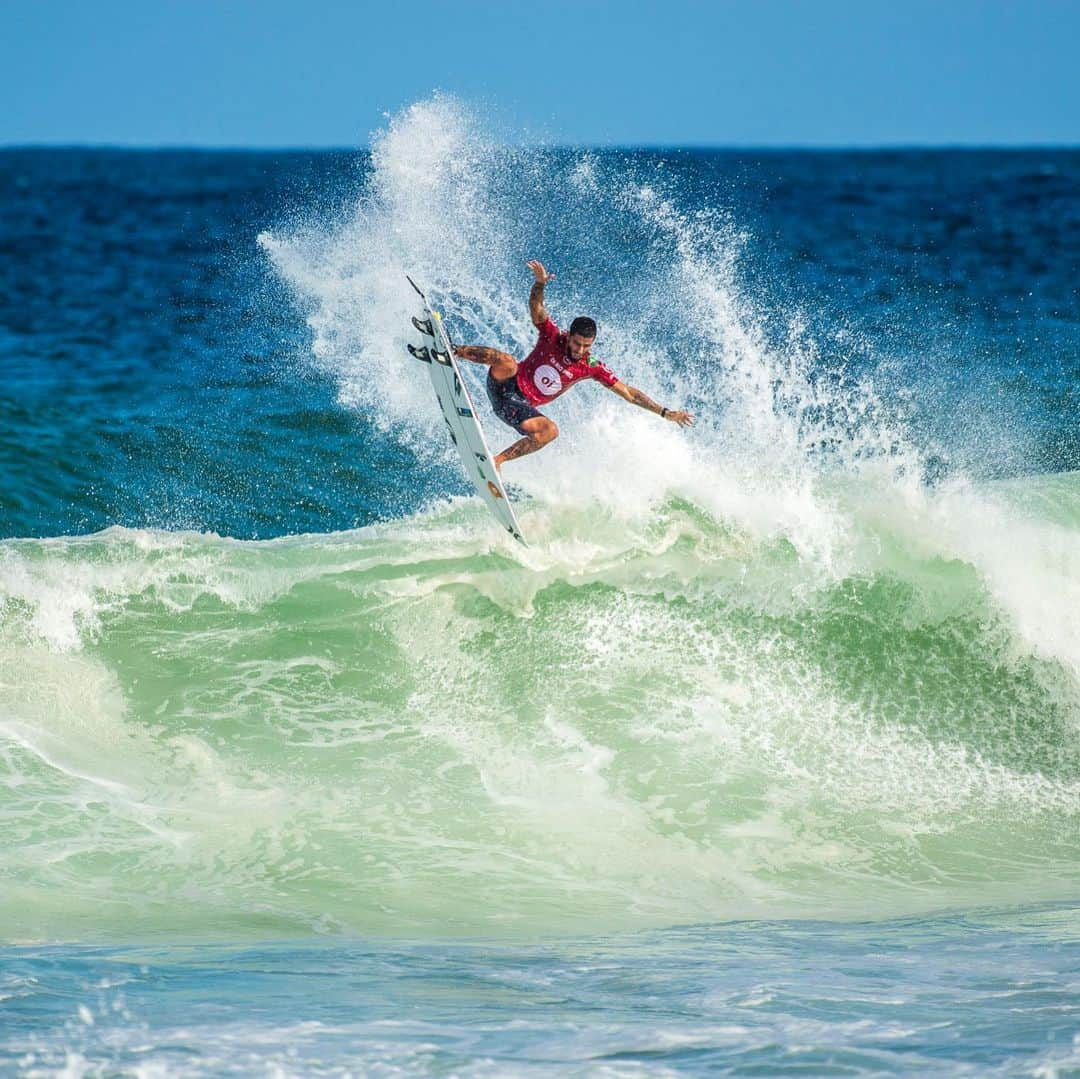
[2,473,1077,942]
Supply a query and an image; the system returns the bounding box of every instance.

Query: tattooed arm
[526,260,554,326]
[453,345,516,365]
[609,381,695,427]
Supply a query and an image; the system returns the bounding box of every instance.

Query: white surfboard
[405,276,526,545]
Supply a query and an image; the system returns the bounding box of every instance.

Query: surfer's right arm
[453,345,516,365]
[526,260,555,327]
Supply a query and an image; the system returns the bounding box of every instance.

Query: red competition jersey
[516,318,619,405]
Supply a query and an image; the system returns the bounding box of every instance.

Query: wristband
[661,407,668,418]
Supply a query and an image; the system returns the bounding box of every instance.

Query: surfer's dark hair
[569,316,597,339]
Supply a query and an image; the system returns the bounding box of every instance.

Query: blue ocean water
[4,908,1078,1076]
[1,98,1078,1073]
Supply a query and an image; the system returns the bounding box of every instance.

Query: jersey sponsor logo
[533,364,563,396]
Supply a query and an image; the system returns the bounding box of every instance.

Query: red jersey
[516,318,619,405]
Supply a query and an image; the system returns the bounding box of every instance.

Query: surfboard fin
[411,316,434,337]
[407,344,432,363]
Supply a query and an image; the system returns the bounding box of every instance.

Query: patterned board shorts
[486,372,544,434]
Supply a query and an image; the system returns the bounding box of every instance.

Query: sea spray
[260,96,919,575]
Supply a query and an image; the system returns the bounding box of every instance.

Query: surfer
[453,260,694,471]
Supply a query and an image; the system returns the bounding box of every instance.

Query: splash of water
[260,97,922,566]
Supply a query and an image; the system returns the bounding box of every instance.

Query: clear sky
[4,0,1079,147]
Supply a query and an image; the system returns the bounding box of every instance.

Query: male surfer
[453,261,694,471]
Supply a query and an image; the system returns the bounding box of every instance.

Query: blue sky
[4,0,1078,147]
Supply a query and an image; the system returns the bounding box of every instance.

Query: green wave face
[1,476,1078,943]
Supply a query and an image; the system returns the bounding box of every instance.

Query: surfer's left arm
[609,381,694,427]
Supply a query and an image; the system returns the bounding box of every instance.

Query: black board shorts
[486,372,543,434]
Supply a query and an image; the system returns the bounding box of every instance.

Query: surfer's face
[566,332,595,361]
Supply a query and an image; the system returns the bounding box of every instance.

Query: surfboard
[405,276,527,545]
